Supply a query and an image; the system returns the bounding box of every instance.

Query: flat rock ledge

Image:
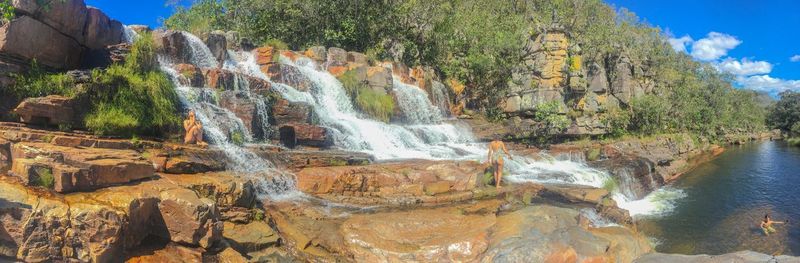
[0,171,259,262]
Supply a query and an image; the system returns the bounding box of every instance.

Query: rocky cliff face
[500,25,654,136]
[0,0,127,121]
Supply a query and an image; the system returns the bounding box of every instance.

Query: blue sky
[606,0,800,96]
[88,0,800,95]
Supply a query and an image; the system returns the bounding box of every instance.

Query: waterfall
[122,25,139,43]
[181,32,219,69]
[178,30,677,216]
[430,81,452,117]
[157,36,299,199]
[392,79,442,124]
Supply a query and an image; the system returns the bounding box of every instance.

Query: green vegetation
[230,130,245,146]
[9,60,76,100]
[165,0,769,143]
[10,32,181,137]
[602,177,618,193]
[586,148,601,161]
[329,159,348,166]
[338,69,395,122]
[769,91,800,145]
[31,167,54,189]
[262,38,289,51]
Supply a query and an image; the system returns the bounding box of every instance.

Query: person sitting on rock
[183,110,207,146]
[761,213,787,236]
[487,139,512,189]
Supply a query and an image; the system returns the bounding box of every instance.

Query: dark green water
[639,141,800,255]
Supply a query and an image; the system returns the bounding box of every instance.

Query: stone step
[9,142,154,193]
[0,172,258,262]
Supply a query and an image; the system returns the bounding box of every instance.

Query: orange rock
[544,247,577,263]
[410,66,426,88]
[255,46,275,65]
[327,65,348,77]
[281,50,299,62]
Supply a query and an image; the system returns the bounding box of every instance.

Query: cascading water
[123,25,139,43]
[157,34,299,199]
[393,78,442,124]
[199,33,681,217]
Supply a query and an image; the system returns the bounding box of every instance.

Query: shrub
[263,38,289,50]
[230,131,245,146]
[602,177,618,193]
[32,167,54,189]
[586,148,601,161]
[10,60,76,99]
[788,137,800,147]
[85,103,139,136]
[338,69,396,122]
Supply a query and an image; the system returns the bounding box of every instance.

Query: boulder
[83,7,124,50]
[340,206,495,262]
[588,62,608,93]
[224,31,240,49]
[13,95,76,127]
[0,137,9,170]
[366,66,392,92]
[482,206,651,262]
[268,64,312,92]
[219,91,259,135]
[158,188,222,248]
[295,160,481,200]
[271,99,312,125]
[326,47,347,66]
[305,46,326,61]
[206,30,228,65]
[255,46,276,66]
[278,123,331,148]
[223,221,280,253]
[160,172,257,209]
[634,251,800,263]
[9,142,155,193]
[346,51,368,65]
[174,63,204,87]
[12,0,88,45]
[217,247,249,263]
[203,68,236,90]
[126,243,203,263]
[0,15,83,69]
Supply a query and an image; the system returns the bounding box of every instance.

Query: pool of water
[639,141,800,255]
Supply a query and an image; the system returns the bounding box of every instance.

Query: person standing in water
[487,140,512,189]
[761,213,787,236]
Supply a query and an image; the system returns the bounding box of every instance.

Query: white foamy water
[122,25,139,43]
[615,188,686,217]
[157,35,301,200]
[192,36,681,216]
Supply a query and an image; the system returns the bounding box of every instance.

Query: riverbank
[3,122,797,262]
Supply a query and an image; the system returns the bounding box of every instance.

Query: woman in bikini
[487,140,512,189]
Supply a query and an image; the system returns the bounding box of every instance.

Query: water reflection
[639,141,800,255]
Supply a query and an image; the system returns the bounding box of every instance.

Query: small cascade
[122,25,139,43]
[430,81,452,117]
[192,33,678,216]
[157,37,300,199]
[181,32,218,68]
[392,78,442,124]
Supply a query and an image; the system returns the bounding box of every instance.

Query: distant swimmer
[761,213,788,236]
[487,140,513,189]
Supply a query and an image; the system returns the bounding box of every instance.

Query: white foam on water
[615,187,686,217]
[214,44,684,217]
[122,25,139,43]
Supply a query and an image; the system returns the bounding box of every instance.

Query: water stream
[157,30,680,217]
[638,141,800,255]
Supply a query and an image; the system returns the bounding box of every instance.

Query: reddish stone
[13,95,76,126]
[278,123,331,148]
[255,46,275,65]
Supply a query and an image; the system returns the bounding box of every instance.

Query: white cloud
[716,58,772,76]
[668,35,693,53]
[690,32,741,61]
[736,75,800,94]
[791,55,800,62]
